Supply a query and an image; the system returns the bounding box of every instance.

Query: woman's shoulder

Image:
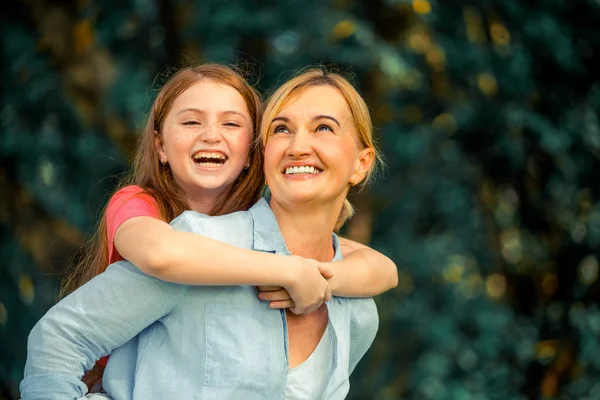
[173,209,252,229]
[171,210,253,243]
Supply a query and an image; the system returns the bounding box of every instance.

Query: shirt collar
[249,197,343,261]
[249,198,289,254]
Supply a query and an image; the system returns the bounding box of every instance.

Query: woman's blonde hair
[260,69,381,230]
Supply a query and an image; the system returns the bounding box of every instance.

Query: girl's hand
[257,257,334,315]
[257,286,293,309]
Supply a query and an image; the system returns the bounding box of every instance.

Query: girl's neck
[186,189,227,215]
[269,198,344,262]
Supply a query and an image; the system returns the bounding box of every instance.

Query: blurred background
[2,0,600,398]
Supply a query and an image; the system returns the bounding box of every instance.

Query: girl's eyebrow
[177,108,248,121]
[271,115,341,127]
[221,110,249,121]
[177,108,206,115]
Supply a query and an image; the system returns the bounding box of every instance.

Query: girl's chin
[185,178,235,193]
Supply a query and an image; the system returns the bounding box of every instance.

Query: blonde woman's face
[264,85,373,208]
[155,79,253,203]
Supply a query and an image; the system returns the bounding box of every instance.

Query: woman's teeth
[284,166,321,175]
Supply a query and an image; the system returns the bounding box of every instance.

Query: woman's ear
[154,130,168,164]
[349,147,375,186]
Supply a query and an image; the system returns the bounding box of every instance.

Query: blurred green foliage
[2,0,600,399]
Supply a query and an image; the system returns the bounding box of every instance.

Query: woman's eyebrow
[271,116,289,123]
[272,115,341,127]
[314,115,341,128]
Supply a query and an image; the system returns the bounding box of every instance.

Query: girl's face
[264,85,373,209]
[156,79,253,203]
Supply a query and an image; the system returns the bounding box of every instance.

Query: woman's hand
[257,257,333,315]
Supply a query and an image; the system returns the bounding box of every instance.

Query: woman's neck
[269,198,344,262]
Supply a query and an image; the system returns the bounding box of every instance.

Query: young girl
[22,68,385,400]
[61,64,397,391]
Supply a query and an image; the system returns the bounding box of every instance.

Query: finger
[257,286,282,292]
[259,289,292,302]
[270,300,295,309]
[318,264,334,280]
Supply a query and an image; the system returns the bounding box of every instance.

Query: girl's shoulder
[112,184,148,199]
[106,185,162,261]
[108,185,158,210]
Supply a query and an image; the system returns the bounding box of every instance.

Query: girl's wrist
[276,254,298,289]
[323,261,342,294]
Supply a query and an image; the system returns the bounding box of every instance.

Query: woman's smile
[282,163,323,180]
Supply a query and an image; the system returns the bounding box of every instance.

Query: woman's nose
[287,131,313,158]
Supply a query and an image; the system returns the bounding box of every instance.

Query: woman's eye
[316,124,333,132]
[273,125,291,134]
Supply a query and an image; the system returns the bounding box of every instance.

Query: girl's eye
[273,125,291,134]
[183,121,201,126]
[316,124,333,132]
[223,122,241,128]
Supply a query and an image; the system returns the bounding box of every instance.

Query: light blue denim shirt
[20,198,378,400]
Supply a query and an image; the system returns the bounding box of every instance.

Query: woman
[69,64,396,391]
[21,69,383,399]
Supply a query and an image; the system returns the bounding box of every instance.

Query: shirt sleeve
[20,261,186,400]
[348,298,379,375]
[106,185,161,262]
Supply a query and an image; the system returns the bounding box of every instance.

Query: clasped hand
[257,255,333,315]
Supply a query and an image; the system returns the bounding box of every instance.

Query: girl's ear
[154,130,168,164]
[349,147,375,186]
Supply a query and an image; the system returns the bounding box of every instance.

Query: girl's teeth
[193,152,226,160]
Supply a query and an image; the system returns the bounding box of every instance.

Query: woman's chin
[276,191,325,206]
